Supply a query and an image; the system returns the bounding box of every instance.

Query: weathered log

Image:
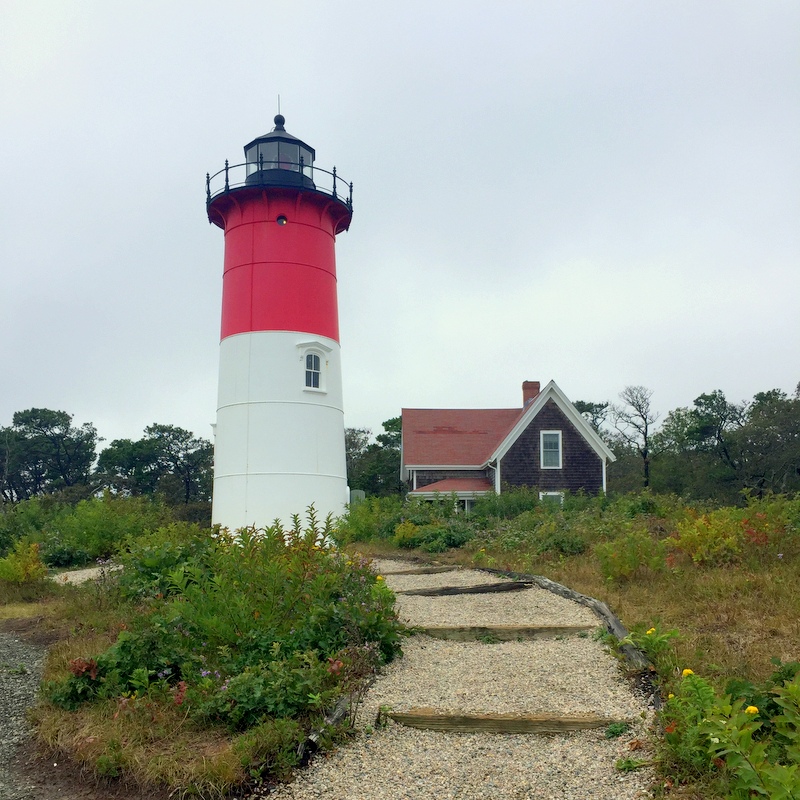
[297,693,352,766]
[420,624,598,642]
[387,707,626,734]
[380,565,462,576]
[396,580,533,597]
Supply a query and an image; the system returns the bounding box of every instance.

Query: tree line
[0,408,212,507]
[579,383,800,502]
[5,382,796,512]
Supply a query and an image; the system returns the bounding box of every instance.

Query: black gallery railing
[206,158,353,211]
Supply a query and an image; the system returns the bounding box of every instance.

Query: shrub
[0,540,48,584]
[44,516,405,727]
[470,487,541,522]
[232,718,304,782]
[116,522,213,600]
[335,496,403,544]
[0,496,65,557]
[596,526,667,582]
[33,494,173,567]
[671,497,792,566]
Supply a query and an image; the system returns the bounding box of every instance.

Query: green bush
[0,540,48,584]
[335,496,403,544]
[596,526,667,582]
[0,496,65,557]
[44,516,405,730]
[33,494,173,567]
[470,487,541,522]
[116,522,213,599]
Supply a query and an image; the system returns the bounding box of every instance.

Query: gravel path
[359,636,643,718]
[395,585,598,628]
[0,632,46,800]
[271,561,655,799]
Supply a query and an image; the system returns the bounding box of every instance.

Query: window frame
[296,340,332,394]
[305,352,322,389]
[540,430,563,470]
[539,491,565,505]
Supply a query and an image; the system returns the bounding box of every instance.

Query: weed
[605,722,631,739]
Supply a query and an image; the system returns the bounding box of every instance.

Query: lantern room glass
[245,141,315,178]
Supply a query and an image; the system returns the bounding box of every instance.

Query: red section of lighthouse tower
[208,186,352,343]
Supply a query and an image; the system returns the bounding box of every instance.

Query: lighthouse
[206,115,353,530]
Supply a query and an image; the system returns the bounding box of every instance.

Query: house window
[540,430,562,469]
[539,491,564,505]
[305,353,321,388]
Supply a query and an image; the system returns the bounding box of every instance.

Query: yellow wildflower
[668,693,675,700]
[646,628,656,635]
[376,575,384,581]
[682,668,694,678]
[745,705,759,715]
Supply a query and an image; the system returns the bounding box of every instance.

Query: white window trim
[540,430,562,470]
[297,342,330,394]
[539,491,565,505]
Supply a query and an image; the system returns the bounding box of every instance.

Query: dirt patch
[0,616,65,649]
[11,739,174,800]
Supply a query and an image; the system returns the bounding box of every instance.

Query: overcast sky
[1,1,798,447]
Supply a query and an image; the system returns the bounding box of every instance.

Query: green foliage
[97,424,213,505]
[620,624,680,675]
[116,522,213,599]
[0,540,47,584]
[31,494,173,567]
[346,417,405,497]
[703,676,800,798]
[596,527,667,582]
[0,408,97,502]
[470,487,542,522]
[0,495,65,556]
[335,495,404,544]
[392,519,473,552]
[200,650,335,729]
[605,721,631,739]
[671,496,797,566]
[644,636,800,794]
[44,514,404,736]
[661,671,719,778]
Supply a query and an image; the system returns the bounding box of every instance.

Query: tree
[97,424,213,504]
[610,386,659,488]
[346,417,405,496]
[573,400,610,434]
[345,427,371,483]
[0,409,98,502]
[737,389,800,496]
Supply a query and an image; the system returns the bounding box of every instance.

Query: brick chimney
[522,380,540,407]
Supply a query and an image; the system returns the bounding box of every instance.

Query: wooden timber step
[379,565,462,576]
[420,624,598,642]
[396,580,533,597]
[386,707,627,734]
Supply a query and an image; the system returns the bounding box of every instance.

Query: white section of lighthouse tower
[206,115,353,529]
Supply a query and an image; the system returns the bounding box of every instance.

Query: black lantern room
[244,114,316,189]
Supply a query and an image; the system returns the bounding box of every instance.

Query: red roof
[401,408,523,466]
[410,477,494,494]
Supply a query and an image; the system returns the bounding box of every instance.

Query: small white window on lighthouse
[305,353,321,388]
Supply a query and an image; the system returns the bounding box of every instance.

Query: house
[401,380,615,507]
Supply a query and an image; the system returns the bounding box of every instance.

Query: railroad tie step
[396,580,533,596]
[385,707,629,734]
[419,624,598,642]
